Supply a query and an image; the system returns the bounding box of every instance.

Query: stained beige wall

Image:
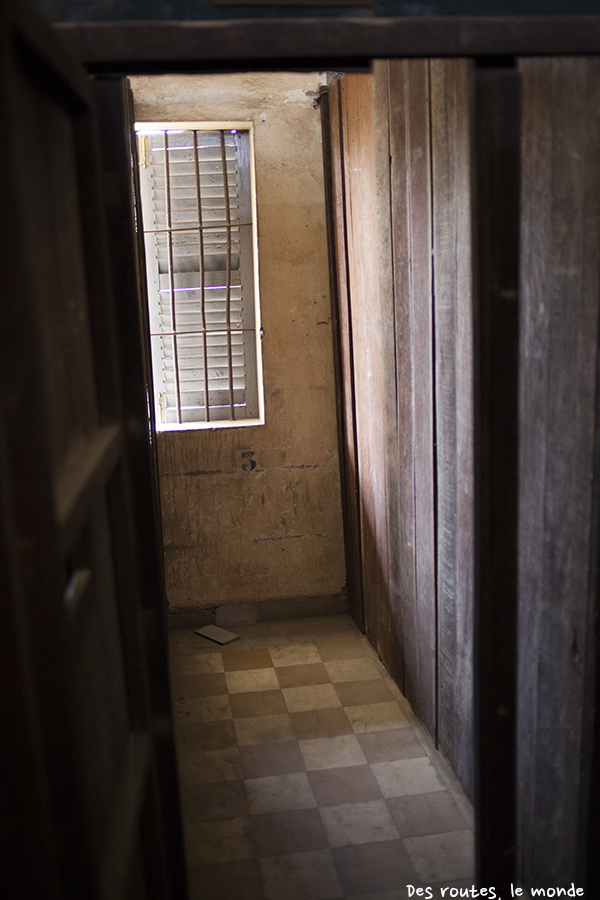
[130,73,346,612]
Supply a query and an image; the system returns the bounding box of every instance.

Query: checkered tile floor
[169,615,474,900]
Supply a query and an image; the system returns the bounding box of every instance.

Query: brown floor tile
[314,638,371,662]
[177,747,242,785]
[276,663,331,688]
[259,849,343,900]
[239,741,306,778]
[252,807,330,857]
[334,679,394,707]
[357,729,426,763]
[184,816,256,865]
[291,707,353,740]
[386,791,469,837]
[180,779,249,823]
[172,672,228,699]
[188,859,266,900]
[308,765,382,806]
[222,649,274,671]
[332,839,420,895]
[230,689,287,719]
[176,719,237,752]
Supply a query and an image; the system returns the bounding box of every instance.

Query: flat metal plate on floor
[195,624,240,645]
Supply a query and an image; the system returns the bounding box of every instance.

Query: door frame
[51,17,600,892]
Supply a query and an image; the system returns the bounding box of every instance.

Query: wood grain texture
[430,58,475,797]
[340,74,392,667]
[325,79,364,632]
[517,56,600,888]
[374,58,436,735]
[372,59,403,690]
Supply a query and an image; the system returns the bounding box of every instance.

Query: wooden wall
[328,57,600,887]
[517,56,600,889]
[328,62,475,796]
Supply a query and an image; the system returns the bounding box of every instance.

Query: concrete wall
[130,73,347,625]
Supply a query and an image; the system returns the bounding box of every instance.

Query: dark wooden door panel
[517,55,600,889]
[0,3,185,898]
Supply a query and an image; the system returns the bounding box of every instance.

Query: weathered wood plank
[430,58,474,797]
[376,58,436,736]
[323,80,364,631]
[340,73,391,667]
[517,56,600,888]
[372,59,404,690]
[473,66,521,890]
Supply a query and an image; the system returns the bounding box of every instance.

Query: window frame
[135,119,265,431]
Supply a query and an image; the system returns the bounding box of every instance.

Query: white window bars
[136,122,264,429]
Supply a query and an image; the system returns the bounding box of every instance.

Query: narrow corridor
[170,615,475,899]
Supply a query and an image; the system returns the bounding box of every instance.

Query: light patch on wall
[283,89,318,107]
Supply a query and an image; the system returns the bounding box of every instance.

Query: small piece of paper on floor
[195,624,240,645]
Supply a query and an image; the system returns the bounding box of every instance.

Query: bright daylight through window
[136,122,264,429]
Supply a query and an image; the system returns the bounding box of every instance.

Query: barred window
[136,122,264,429]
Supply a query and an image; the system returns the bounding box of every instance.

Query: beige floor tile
[403,830,474,883]
[171,652,224,676]
[371,758,446,798]
[173,694,232,725]
[226,668,280,694]
[246,772,317,815]
[283,683,342,713]
[177,747,242,784]
[319,799,400,847]
[271,645,322,667]
[184,816,256,865]
[299,734,368,771]
[346,702,409,734]
[234,713,296,746]
[260,849,344,900]
[324,658,382,684]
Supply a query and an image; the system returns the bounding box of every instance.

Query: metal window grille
[137,123,263,429]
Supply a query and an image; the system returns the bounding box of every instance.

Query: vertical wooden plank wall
[326,79,365,632]
[430,59,475,794]
[373,59,437,734]
[338,74,394,668]
[517,57,600,888]
[330,63,474,794]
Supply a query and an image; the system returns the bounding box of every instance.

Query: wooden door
[0,3,186,898]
